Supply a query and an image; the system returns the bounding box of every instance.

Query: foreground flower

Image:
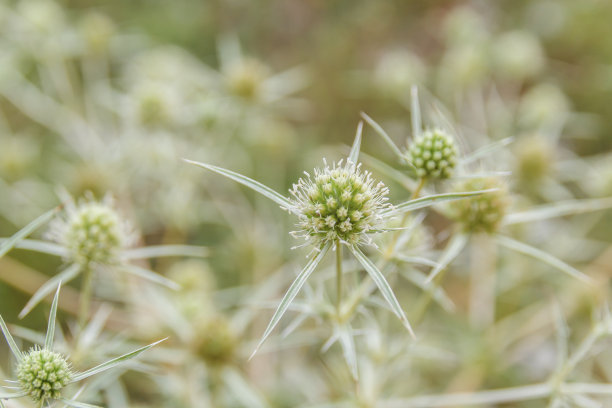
[289,159,391,247]
[0,284,164,407]
[185,122,492,357]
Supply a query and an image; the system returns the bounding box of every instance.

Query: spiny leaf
[44,282,61,350]
[59,399,104,408]
[122,265,180,290]
[0,239,67,257]
[349,245,415,338]
[184,159,294,211]
[503,197,612,226]
[71,338,166,383]
[0,205,61,258]
[425,233,469,284]
[250,242,331,360]
[20,264,81,319]
[0,314,23,362]
[360,112,406,162]
[348,120,363,164]
[121,245,208,260]
[410,85,422,139]
[462,137,514,165]
[383,190,495,218]
[336,324,358,380]
[496,235,593,284]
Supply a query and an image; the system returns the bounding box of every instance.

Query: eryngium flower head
[17,348,72,402]
[450,178,508,234]
[48,195,134,266]
[289,159,391,246]
[193,317,237,367]
[407,129,458,179]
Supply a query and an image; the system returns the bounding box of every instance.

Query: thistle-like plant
[0,193,208,325]
[185,121,493,357]
[0,284,164,407]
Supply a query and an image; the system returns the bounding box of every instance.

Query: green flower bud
[17,348,72,402]
[450,178,509,234]
[407,129,458,179]
[193,317,237,367]
[48,196,133,266]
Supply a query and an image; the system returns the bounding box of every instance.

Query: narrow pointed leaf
[250,242,331,359]
[401,269,455,313]
[71,338,166,383]
[349,245,415,338]
[20,264,81,318]
[383,190,495,218]
[337,324,358,380]
[425,233,469,283]
[122,265,180,290]
[395,255,439,268]
[0,315,23,362]
[0,206,60,258]
[0,390,27,399]
[44,283,61,350]
[0,239,68,257]
[348,121,363,164]
[410,85,422,138]
[462,137,514,165]
[59,399,103,408]
[359,151,418,192]
[360,112,405,161]
[121,245,208,260]
[496,235,592,284]
[503,197,612,226]
[184,159,294,210]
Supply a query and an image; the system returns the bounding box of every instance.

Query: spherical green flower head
[64,201,124,266]
[194,317,237,366]
[450,178,509,234]
[407,129,458,179]
[290,160,391,247]
[17,348,72,402]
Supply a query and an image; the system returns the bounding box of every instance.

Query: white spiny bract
[289,159,391,247]
[17,348,72,402]
[47,195,134,266]
[407,129,458,179]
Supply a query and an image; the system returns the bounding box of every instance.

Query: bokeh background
[1,0,612,407]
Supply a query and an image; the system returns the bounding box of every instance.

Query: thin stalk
[469,233,497,328]
[336,240,343,317]
[79,266,94,330]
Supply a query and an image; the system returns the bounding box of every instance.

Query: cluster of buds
[406,129,458,179]
[450,178,509,233]
[289,159,391,247]
[17,348,72,402]
[48,196,133,266]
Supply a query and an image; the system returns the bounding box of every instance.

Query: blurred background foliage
[1,0,612,407]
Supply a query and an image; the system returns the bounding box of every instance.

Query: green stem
[336,240,343,317]
[79,266,94,330]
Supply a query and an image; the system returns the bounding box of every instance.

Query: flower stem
[79,266,94,329]
[336,240,343,317]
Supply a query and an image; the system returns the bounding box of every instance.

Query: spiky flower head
[48,194,134,266]
[17,348,72,402]
[450,178,508,234]
[225,58,269,101]
[289,159,391,247]
[407,129,458,179]
[193,317,237,367]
